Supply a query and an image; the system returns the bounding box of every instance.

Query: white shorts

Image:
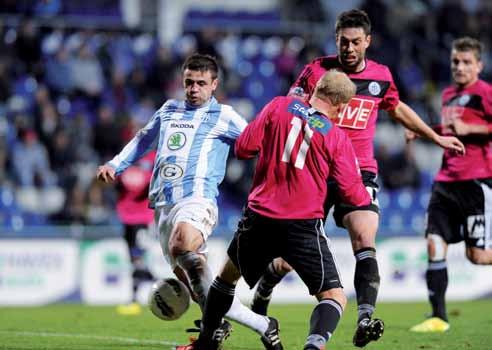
[154,197,218,267]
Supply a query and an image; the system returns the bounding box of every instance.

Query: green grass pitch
[1,300,491,349]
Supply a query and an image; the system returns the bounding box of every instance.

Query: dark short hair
[182,53,219,79]
[335,9,371,35]
[452,37,483,61]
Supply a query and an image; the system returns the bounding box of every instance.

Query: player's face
[336,27,371,72]
[451,50,482,88]
[183,69,218,107]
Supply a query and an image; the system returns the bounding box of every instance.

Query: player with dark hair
[98,53,281,349]
[176,70,371,350]
[250,9,465,347]
[410,37,492,333]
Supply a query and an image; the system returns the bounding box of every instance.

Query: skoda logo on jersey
[160,163,184,181]
[167,132,186,150]
[368,82,381,96]
[458,94,471,106]
[170,122,194,129]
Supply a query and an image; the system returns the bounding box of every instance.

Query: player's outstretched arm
[97,164,116,183]
[388,101,465,154]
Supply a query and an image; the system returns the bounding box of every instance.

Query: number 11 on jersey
[282,116,314,169]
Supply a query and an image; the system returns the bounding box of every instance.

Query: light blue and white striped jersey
[108,97,247,207]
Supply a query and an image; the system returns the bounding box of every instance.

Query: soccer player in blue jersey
[97,54,281,349]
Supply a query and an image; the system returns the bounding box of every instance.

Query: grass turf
[1,300,491,349]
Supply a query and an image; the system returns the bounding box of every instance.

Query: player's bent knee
[345,218,378,250]
[169,244,186,258]
[218,258,242,285]
[168,224,204,257]
[466,248,492,265]
[427,234,447,261]
[316,288,347,309]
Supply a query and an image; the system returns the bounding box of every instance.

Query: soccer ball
[148,278,191,321]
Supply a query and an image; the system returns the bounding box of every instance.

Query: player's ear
[364,34,371,49]
[211,77,219,91]
[477,60,484,74]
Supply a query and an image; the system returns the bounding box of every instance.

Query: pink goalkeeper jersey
[291,55,400,173]
[235,96,370,219]
[436,79,492,181]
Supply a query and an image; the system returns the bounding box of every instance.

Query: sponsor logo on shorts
[160,163,184,181]
[335,98,374,129]
[167,132,186,150]
[467,215,485,239]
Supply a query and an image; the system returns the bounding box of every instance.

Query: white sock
[225,296,269,335]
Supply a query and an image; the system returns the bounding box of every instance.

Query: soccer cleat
[185,319,232,350]
[260,317,283,350]
[212,320,233,347]
[185,319,202,333]
[410,317,450,333]
[116,302,142,316]
[175,337,198,350]
[251,293,272,316]
[175,334,221,350]
[175,337,207,350]
[353,318,384,347]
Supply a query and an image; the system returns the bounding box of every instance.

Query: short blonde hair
[314,70,356,105]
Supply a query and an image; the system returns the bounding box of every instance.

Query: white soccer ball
[148,278,191,321]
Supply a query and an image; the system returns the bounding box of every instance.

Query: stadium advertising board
[80,239,133,304]
[378,238,492,301]
[1,237,491,305]
[0,240,77,305]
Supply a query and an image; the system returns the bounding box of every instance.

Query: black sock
[426,260,448,321]
[255,262,286,299]
[201,277,235,339]
[304,298,343,349]
[354,248,380,321]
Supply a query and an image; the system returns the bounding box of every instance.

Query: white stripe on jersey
[166,100,194,202]
[193,107,229,197]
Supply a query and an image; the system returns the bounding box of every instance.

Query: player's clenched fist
[97,164,116,183]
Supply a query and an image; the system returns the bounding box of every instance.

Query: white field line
[0,330,178,346]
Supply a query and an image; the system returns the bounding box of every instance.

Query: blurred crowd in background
[1,0,492,235]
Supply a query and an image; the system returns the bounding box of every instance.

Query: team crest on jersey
[167,132,186,150]
[368,82,381,96]
[160,163,184,181]
[335,98,375,129]
[458,94,471,106]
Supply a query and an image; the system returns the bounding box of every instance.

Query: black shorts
[227,207,342,295]
[425,179,492,249]
[326,171,380,227]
